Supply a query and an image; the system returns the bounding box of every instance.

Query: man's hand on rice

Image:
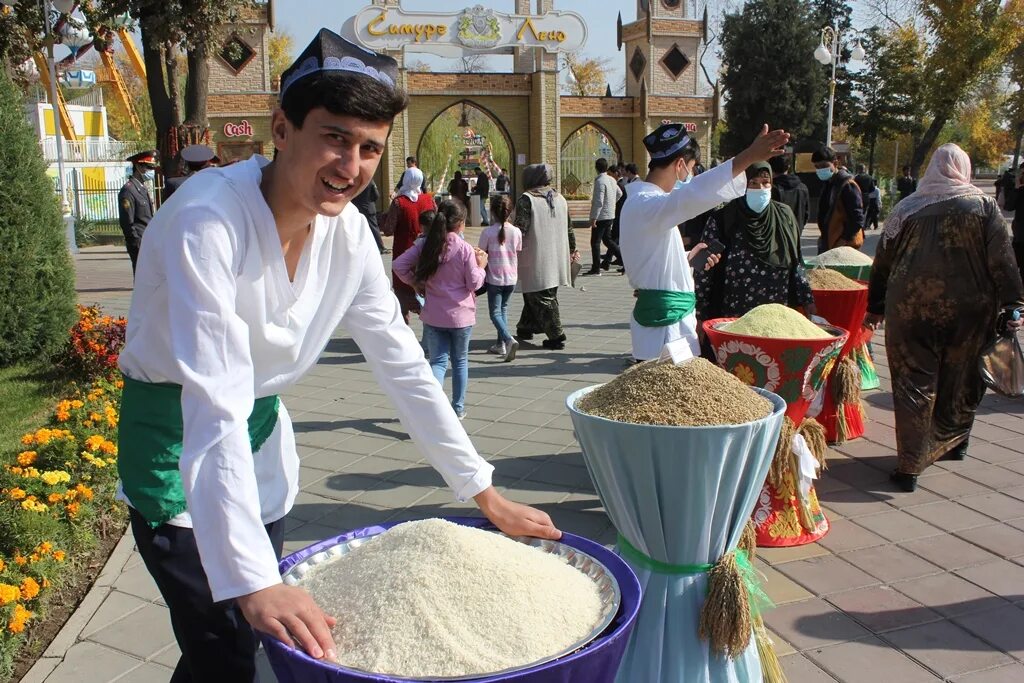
[237,584,338,661]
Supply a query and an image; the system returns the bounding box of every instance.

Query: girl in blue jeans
[393,200,486,419]
[478,195,523,362]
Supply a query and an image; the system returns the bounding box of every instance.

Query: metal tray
[281,528,622,681]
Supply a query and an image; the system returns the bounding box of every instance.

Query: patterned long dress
[695,215,814,322]
[391,193,436,323]
[868,195,1023,475]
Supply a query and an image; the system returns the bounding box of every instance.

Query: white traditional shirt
[119,156,494,602]
[619,161,746,360]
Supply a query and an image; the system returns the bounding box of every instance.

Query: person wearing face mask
[619,123,790,361]
[118,150,159,275]
[695,162,815,329]
[812,145,865,253]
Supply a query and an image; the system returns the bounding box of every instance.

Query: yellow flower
[0,584,19,605]
[34,428,53,445]
[40,470,71,486]
[37,542,52,554]
[0,558,5,572]
[23,468,39,479]
[21,499,48,512]
[20,578,40,600]
[17,451,37,466]
[70,400,84,409]
[9,488,26,500]
[8,466,23,476]
[83,420,94,428]
[53,550,65,562]
[28,553,40,563]
[8,604,33,633]
[84,435,105,452]
[20,433,34,446]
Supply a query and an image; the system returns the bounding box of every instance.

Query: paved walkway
[24,219,1024,682]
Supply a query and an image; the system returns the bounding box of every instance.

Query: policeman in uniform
[118,150,158,275]
[163,144,218,200]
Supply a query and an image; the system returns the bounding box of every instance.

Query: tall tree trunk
[181,43,211,148]
[139,16,173,174]
[910,114,948,178]
[1013,120,1024,170]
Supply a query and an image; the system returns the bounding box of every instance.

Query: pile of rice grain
[301,519,604,678]
[807,246,874,266]
[807,268,866,291]
[576,358,772,426]
[723,303,833,340]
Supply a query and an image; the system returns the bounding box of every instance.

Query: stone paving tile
[43,642,144,683]
[838,544,943,583]
[775,555,880,596]
[825,586,942,633]
[805,637,941,682]
[955,560,1024,599]
[951,663,1024,682]
[951,604,1024,661]
[816,519,887,553]
[955,525,1024,559]
[900,534,1002,571]
[881,620,1014,678]
[904,499,1000,531]
[893,573,1010,618]
[764,598,872,651]
[86,602,177,659]
[853,510,944,542]
[957,492,1024,520]
[79,591,150,640]
[779,653,840,682]
[114,662,176,682]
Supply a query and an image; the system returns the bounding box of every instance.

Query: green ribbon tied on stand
[617,532,774,657]
[632,290,696,328]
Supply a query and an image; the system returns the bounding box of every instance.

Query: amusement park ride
[6,1,146,142]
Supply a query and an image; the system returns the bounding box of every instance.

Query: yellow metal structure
[33,52,78,141]
[117,29,146,83]
[99,50,141,132]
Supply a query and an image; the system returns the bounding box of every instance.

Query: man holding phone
[620,123,790,361]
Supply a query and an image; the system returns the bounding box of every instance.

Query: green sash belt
[117,376,280,528]
[632,290,696,328]
[617,533,772,617]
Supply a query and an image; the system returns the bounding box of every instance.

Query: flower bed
[0,306,127,678]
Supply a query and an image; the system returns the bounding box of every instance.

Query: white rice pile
[807,246,874,266]
[300,519,604,678]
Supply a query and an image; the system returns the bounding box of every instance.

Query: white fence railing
[39,138,144,163]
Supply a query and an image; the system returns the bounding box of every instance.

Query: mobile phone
[690,237,726,272]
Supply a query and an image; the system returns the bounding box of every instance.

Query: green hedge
[0,71,76,366]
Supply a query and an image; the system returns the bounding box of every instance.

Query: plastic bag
[979,333,1024,398]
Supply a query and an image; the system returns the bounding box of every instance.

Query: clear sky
[274,0,657,94]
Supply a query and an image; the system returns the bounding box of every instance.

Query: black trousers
[129,508,286,683]
[365,213,385,251]
[602,218,623,266]
[590,219,621,271]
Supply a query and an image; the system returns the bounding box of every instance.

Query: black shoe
[600,260,610,271]
[940,440,969,461]
[516,330,534,341]
[617,267,626,274]
[584,269,602,276]
[542,338,566,350]
[890,470,918,492]
[611,259,624,267]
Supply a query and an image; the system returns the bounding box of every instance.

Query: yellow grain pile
[576,358,773,426]
[723,304,833,340]
[807,268,866,291]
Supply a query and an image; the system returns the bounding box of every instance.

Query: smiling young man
[117,29,560,681]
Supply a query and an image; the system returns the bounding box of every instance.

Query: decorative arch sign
[347,4,587,54]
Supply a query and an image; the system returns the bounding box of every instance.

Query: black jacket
[118,177,154,244]
[854,173,876,195]
[896,175,917,200]
[817,169,865,241]
[474,172,490,197]
[772,174,810,230]
[352,180,379,217]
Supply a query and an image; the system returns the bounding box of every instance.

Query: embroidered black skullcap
[280,28,398,101]
[643,123,695,160]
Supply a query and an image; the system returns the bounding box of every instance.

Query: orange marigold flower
[53,550,65,562]
[48,493,64,504]
[84,435,105,452]
[70,400,84,409]
[66,502,80,518]
[41,578,50,588]
[13,554,27,566]
[20,578,40,600]
[9,488,26,500]
[0,584,19,605]
[34,429,53,445]
[115,379,124,389]
[37,542,52,553]
[28,553,40,562]
[23,468,39,479]
[17,451,37,466]
[99,440,117,455]
[75,484,94,500]
[0,558,5,572]
[83,420,94,428]
[8,604,33,633]
[20,434,34,446]
[9,467,23,476]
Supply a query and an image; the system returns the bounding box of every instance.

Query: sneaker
[488,343,506,355]
[456,409,467,420]
[504,339,519,362]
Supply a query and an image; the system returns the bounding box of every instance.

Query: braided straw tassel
[830,356,861,443]
[698,552,752,658]
[768,417,797,489]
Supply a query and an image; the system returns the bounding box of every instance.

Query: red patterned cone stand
[810,285,870,443]
[820,267,880,391]
[704,320,848,547]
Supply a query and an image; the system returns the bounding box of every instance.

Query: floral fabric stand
[704,320,847,548]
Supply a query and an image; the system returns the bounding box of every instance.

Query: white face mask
[142,169,155,181]
[674,164,693,189]
[745,188,772,213]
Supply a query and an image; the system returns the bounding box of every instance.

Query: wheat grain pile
[807,268,866,291]
[576,358,772,426]
[301,519,604,678]
[807,246,873,266]
[723,303,833,340]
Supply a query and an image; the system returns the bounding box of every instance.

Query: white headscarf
[400,167,424,203]
[882,143,984,245]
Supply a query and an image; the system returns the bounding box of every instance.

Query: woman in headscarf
[695,161,815,325]
[866,144,1024,491]
[392,167,436,324]
[513,164,581,350]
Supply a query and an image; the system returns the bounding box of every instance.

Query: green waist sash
[632,290,696,328]
[117,376,280,528]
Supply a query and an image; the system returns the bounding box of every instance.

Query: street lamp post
[814,25,865,150]
[41,0,70,210]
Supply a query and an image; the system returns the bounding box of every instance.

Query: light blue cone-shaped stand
[567,387,786,683]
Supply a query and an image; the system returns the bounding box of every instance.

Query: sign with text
[347,4,587,54]
[223,120,254,138]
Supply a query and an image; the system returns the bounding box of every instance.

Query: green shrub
[0,70,76,366]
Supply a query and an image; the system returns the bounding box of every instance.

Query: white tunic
[119,156,494,602]
[619,161,746,360]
